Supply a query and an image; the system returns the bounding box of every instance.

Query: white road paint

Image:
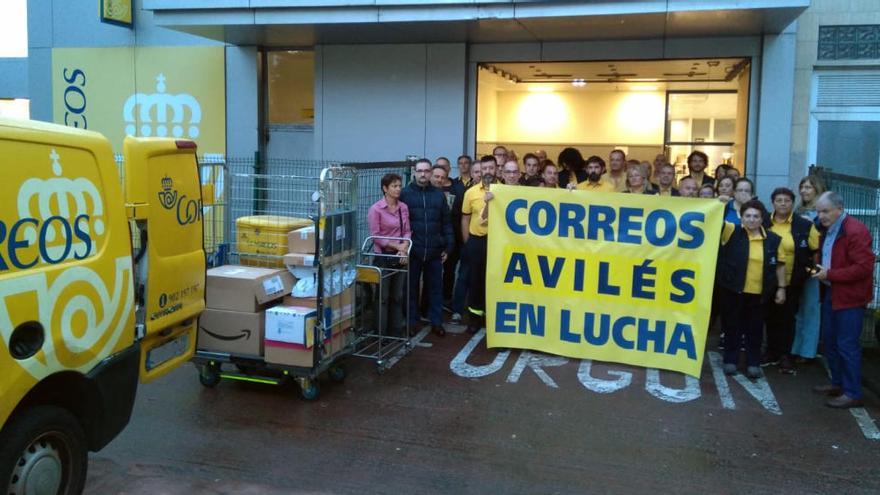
[729,373,783,416]
[819,358,880,441]
[384,327,431,370]
[645,368,701,403]
[506,351,569,389]
[449,329,512,378]
[707,351,737,410]
[849,408,880,440]
[577,359,633,394]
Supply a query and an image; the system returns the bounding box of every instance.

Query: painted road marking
[506,351,568,388]
[450,328,512,378]
[707,351,736,410]
[708,351,782,415]
[578,359,632,394]
[384,327,431,370]
[449,332,786,416]
[820,358,880,440]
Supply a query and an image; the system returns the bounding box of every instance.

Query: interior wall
[475,142,663,165]
[477,79,498,143]
[492,90,666,145]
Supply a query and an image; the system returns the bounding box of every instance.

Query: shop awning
[144,0,810,46]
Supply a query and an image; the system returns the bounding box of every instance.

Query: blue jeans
[452,249,470,314]
[409,255,443,326]
[821,290,864,399]
[792,278,820,358]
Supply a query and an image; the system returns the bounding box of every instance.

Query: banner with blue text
[486,185,724,377]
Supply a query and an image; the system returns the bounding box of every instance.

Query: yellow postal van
[0,119,205,494]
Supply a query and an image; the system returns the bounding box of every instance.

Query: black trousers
[720,288,766,367]
[465,235,488,318]
[765,286,800,358]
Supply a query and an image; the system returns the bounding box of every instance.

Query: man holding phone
[811,191,874,408]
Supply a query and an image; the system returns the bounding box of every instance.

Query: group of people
[368,145,874,409]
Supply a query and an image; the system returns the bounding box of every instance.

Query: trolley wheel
[299,379,319,400]
[199,363,221,388]
[328,365,346,382]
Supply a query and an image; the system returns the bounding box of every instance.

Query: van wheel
[0,406,88,495]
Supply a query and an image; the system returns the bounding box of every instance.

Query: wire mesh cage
[811,166,880,345]
[215,157,411,268]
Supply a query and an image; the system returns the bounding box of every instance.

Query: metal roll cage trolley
[193,166,364,399]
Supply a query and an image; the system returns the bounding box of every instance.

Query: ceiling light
[571,79,586,87]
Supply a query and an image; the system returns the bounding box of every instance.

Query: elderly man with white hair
[811,191,874,408]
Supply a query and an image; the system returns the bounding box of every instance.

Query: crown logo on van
[123,74,202,140]
[7,148,105,270]
[158,175,177,210]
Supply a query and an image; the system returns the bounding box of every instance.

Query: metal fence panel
[811,166,880,345]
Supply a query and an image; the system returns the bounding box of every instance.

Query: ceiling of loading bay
[158,7,805,46]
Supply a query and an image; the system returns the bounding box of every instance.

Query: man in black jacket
[400,158,454,336]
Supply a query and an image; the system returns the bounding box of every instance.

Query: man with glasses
[400,159,454,337]
[493,146,508,166]
[501,160,522,186]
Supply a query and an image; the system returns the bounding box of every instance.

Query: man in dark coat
[400,158,454,336]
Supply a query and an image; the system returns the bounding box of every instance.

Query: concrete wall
[314,43,467,162]
[0,59,29,99]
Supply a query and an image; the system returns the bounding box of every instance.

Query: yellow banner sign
[52,46,226,156]
[486,185,724,377]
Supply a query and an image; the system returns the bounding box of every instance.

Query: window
[809,70,880,178]
[665,91,741,178]
[267,50,314,125]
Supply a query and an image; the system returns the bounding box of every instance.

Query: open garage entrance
[476,58,752,179]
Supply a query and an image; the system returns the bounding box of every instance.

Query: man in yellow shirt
[574,156,616,192]
[606,149,628,192]
[461,155,497,334]
[764,187,820,373]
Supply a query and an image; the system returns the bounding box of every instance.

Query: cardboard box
[198,309,265,357]
[283,295,317,308]
[330,286,355,332]
[283,252,316,267]
[265,305,317,346]
[287,226,317,254]
[206,265,295,312]
[264,332,344,368]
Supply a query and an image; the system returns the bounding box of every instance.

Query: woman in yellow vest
[717,200,787,379]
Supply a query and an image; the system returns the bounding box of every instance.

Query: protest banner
[486,185,724,377]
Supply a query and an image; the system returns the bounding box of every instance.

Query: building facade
[3,1,880,199]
